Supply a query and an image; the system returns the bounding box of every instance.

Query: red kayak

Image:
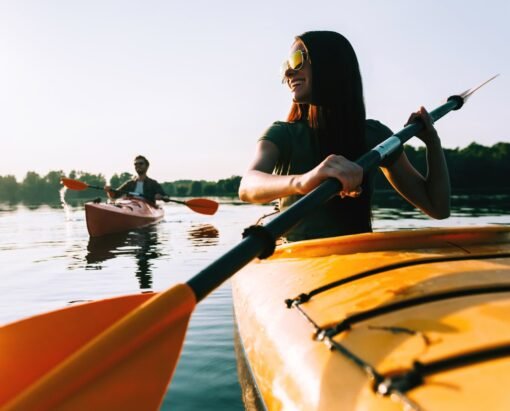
[85,197,164,237]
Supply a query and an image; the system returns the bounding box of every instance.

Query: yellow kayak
[232,226,510,411]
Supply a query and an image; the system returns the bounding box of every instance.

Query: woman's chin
[292,92,311,104]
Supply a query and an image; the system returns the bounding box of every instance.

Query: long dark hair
[287,31,372,233]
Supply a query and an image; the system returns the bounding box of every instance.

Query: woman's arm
[238,141,299,203]
[239,140,364,204]
[381,107,451,219]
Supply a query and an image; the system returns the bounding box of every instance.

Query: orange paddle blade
[1,284,197,411]
[184,199,219,215]
[61,178,89,191]
[0,294,152,408]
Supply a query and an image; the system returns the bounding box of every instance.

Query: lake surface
[0,193,509,410]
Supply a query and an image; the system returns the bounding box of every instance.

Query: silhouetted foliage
[1,143,508,205]
[372,142,510,192]
[110,172,133,189]
[190,181,203,196]
[0,175,19,203]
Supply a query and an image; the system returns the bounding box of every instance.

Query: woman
[238,31,450,242]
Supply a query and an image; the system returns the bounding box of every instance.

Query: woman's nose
[282,67,295,84]
[285,66,295,78]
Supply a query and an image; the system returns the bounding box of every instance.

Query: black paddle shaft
[87,183,157,201]
[85,182,186,205]
[187,96,463,302]
[83,183,133,197]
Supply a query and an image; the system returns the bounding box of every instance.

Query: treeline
[373,142,510,191]
[0,169,242,204]
[0,142,509,205]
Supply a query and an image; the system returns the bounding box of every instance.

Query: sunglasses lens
[288,50,304,70]
[281,50,306,83]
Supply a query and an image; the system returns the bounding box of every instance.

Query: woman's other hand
[405,106,440,146]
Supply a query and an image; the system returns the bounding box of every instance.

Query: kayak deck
[231,226,510,410]
[85,198,164,237]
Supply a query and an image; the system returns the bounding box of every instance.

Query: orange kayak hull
[85,198,164,237]
[232,226,510,410]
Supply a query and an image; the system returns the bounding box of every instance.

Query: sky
[1,0,508,183]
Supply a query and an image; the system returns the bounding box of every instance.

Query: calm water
[0,194,509,410]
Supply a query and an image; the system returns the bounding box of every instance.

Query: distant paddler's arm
[104,185,116,199]
[104,180,130,200]
[382,107,451,220]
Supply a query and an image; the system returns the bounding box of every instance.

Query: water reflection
[372,207,425,221]
[450,193,510,216]
[86,226,163,289]
[86,232,129,265]
[187,224,219,247]
[0,204,17,213]
[83,223,220,290]
[26,203,43,210]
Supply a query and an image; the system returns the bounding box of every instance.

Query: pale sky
[1,1,508,182]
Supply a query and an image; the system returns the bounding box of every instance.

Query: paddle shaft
[187,96,463,301]
[85,182,165,202]
[105,189,208,208]
[162,197,187,205]
[73,182,141,198]
[87,183,110,191]
[97,184,142,198]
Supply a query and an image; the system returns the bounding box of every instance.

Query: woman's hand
[406,106,440,146]
[385,105,450,220]
[295,154,363,197]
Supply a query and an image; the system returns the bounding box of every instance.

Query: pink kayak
[85,197,164,237]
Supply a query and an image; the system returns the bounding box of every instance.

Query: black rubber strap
[323,284,510,338]
[377,342,510,394]
[285,252,510,306]
[242,225,276,259]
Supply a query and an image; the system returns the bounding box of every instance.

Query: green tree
[0,175,19,202]
[189,181,203,196]
[43,170,65,203]
[203,182,217,196]
[109,172,133,188]
[161,182,175,196]
[176,185,188,196]
[214,176,241,195]
[20,172,45,204]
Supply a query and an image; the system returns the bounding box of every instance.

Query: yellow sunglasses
[281,49,308,83]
